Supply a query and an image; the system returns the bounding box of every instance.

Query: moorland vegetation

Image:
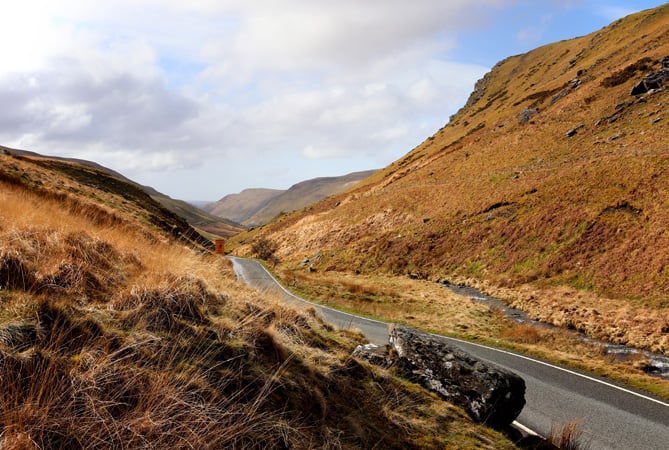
[232,5,669,396]
[0,152,518,448]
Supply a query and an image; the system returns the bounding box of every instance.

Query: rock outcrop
[630,55,669,95]
[354,325,526,428]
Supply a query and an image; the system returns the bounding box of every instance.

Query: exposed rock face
[519,108,538,125]
[354,325,526,428]
[630,56,669,95]
[352,343,393,367]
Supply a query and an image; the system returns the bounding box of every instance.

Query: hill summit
[237,5,669,355]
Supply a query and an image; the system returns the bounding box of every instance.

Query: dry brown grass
[473,281,669,356]
[500,323,551,345]
[0,180,300,448]
[0,161,519,448]
[0,328,300,449]
[282,269,503,337]
[232,5,669,371]
[274,267,669,400]
[550,420,591,450]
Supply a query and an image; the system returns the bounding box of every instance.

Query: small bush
[600,57,654,88]
[252,238,279,265]
[501,323,549,344]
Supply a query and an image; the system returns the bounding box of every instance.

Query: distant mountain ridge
[141,185,245,238]
[206,170,377,226]
[205,188,284,225]
[1,141,508,449]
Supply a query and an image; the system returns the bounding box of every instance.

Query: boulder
[631,69,669,95]
[352,343,393,367]
[518,108,538,125]
[355,325,526,428]
[630,56,669,95]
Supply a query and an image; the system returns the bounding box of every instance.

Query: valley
[0,149,519,448]
[231,4,669,383]
[2,3,669,449]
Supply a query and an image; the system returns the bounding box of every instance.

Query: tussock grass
[0,179,301,448]
[550,420,591,450]
[113,274,213,332]
[0,160,518,448]
[277,268,669,400]
[235,5,669,381]
[0,329,294,449]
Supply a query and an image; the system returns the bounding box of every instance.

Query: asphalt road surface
[229,256,669,450]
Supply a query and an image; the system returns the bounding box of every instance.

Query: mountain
[186,200,215,209]
[236,5,669,355]
[2,146,245,238]
[1,146,214,251]
[0,148,517,448]
[206,170,377,226]
[141,185,245,238]
[204,188,284,224]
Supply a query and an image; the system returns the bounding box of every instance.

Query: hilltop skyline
[0,0,664,200]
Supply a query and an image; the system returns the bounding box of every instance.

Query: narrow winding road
[229,256,669,450]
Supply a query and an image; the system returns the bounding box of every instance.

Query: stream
[443,282,669,379]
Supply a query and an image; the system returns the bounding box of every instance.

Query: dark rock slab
[389,325,525,427]
[355,325,526,428]
[630,56,669,95]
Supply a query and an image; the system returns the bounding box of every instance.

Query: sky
[0,1,665,201]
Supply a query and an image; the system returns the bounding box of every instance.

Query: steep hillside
[237,5,669,355]
[1,148,213,251]
[207,170,377,226]
[3,146,244,239]
[0,155,518,446]
[142,185,245,238]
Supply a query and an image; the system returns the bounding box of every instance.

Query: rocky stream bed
[443,283,669,379]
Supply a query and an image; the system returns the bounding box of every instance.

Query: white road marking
[244,258,387,326]
[512,420,542,437]
[439,335,669,408]
[232,256,669,410]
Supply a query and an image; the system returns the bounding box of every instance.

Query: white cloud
[0,0,516,198]
[302,144,350,160]
[199,0,510,75]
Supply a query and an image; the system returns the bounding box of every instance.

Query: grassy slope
[0,154,518,447]
[144,186,246,238]
[234,6,669,355]
[2,145,245,239]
